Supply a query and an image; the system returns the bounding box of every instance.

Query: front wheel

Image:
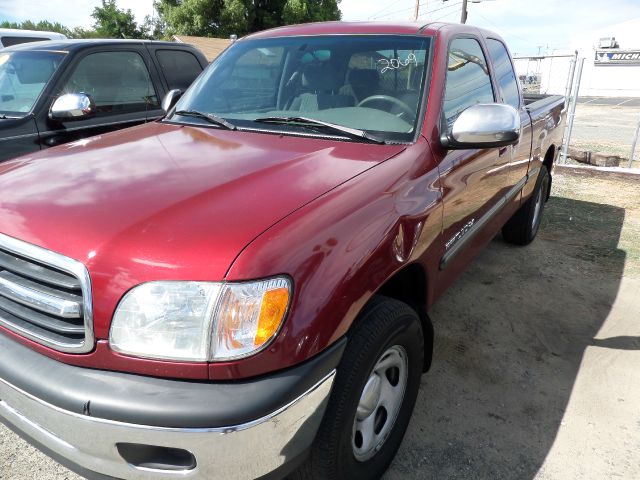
[293,296,423,480]
[502,165,550,245]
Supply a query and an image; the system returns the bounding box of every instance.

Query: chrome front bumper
[0,371,335,479]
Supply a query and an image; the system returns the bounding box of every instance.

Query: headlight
[109,277,290,362]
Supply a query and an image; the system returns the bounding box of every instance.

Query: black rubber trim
[0,333,346,429]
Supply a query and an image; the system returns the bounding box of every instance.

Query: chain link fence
[514,53,640,169]
[514,54,575,96]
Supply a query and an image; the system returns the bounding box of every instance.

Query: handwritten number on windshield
[378,53,418,74]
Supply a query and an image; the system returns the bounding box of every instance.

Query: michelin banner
[595,50,640,65]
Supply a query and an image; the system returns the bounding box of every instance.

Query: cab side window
[443,38,494,127]
[63,51,159,116]
[156,49,203,91]
[486,39,520,109]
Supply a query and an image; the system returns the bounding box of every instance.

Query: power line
[369,0,463,21]
[418,1,462,18]
[370,3,418,20]
[368,1,411,20]
[472,10,535,45]
[370,0,445,20]
[432,8,462,22]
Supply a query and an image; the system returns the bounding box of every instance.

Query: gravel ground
[385,170,640,479]
[1,170,639,480]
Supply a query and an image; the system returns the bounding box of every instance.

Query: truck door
[437,37,512,269]
[0,117,40,162]
[37,47,162,149]
[485,38,532,189]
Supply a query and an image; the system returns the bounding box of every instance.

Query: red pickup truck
[0,22,564,480]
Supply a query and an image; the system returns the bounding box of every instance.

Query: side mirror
[49,93,96,121]
[162,89,182,113]
[441,103,520,149]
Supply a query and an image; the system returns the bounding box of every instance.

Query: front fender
[212,138,443,380]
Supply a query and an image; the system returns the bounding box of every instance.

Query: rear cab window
[227,46,285,110]
[443,37,494,127]
[155,49,204,91]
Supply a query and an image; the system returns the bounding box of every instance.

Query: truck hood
[0,122,404,283]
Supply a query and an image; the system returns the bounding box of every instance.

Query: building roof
[173,35,230,62]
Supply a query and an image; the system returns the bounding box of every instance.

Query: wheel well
[543,145,555,200]
[373,264,434,372]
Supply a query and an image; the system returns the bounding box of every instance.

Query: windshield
[171,35,432,143]
[0,51,65,116]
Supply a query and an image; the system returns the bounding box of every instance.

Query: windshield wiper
[253,116,386,144]
[173,110,236,130]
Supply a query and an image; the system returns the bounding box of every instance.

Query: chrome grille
[0,234,93,353]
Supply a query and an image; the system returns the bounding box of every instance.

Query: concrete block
[568,147,588,163]
[590,152,621,167]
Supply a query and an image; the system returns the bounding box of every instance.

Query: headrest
[348,69,379,86]
[75,61,123,86]
[301,64,339,92]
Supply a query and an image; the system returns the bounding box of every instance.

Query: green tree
[283,0,309,24]
[307,0,341,22]
[157,0,224,37]
[219,0,249,36]
[0,20,73,37]
[155,0,341,38]
[91,0,146,39]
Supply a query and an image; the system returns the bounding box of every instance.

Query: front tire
[294,296,423,480]
[502,165,550,245]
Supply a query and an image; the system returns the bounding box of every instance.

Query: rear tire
[502,165,550,246]
[293,296,423,480]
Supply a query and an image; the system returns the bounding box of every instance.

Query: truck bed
[524,93,565,112]
[524,93,565,124]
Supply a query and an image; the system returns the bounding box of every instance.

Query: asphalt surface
[1,172,639,479]
[577,96,640,107]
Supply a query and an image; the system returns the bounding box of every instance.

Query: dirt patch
[548,170,640,275]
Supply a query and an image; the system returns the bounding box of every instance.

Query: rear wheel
[502,165,550,245]
[294,296,424,480]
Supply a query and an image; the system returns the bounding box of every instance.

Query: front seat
[288,64,354,112]
[340,69,380,104]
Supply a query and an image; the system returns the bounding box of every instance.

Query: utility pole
[414,0,421,20]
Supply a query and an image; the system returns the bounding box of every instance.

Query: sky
[1,0,640,55]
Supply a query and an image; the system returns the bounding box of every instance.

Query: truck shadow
[385,196,627,479]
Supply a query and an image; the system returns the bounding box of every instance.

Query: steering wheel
[357,95,415,122]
